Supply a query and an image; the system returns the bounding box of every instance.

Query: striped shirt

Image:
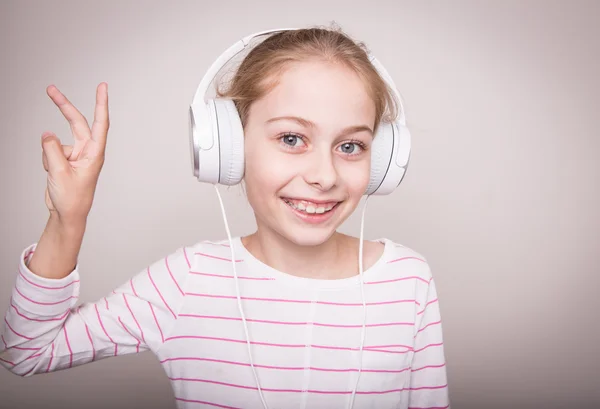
[1,237,449,409]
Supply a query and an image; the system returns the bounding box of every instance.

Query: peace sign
[41,83,109,224]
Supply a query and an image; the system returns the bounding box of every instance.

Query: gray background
[1,0,598,408]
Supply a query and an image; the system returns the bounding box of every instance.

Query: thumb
[41,132,70,174]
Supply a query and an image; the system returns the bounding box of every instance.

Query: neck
[241,229,356,280]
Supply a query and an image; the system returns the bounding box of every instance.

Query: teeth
[284,199,336,214]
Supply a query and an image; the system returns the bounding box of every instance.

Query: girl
[0,27,449,409]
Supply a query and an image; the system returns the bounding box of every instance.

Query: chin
[279,227,337,247]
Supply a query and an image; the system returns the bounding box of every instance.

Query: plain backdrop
[1,1,599,408]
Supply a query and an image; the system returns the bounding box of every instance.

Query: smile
[282,198,339,214]
[281,198,341,224]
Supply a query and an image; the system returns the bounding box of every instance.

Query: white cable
[348,194,371,409]
[214,185,269,409]
[215,185,371,409]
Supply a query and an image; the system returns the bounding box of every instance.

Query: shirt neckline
[232,236,392,291]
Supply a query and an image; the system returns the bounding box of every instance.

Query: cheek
[243,141,291,201]
[339,158,371,197]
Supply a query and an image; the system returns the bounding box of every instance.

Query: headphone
[189,28,411,196]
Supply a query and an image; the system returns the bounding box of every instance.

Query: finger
[63,145,74,160]
[91,82,109,152]
[64,145,74,158]
[41,132,70,174]
[46,85,91,143]
[42,145,74,172]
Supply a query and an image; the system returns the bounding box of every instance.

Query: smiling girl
[1,27,449,409]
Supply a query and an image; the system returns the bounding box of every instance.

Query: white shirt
[1,237,450,409]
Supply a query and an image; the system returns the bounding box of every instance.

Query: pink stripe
[84,325,96,361]
[205,241,231,248]
[14,287,76,306]
[24,248,34,260]
[21,366,36,377]
[362,348,412,354]
[18,270,79,290]
[412,363,446,372]
[95,304,117,356]
[182,247,191,269]
[148,302,164,343]
[25,348,45,361]
[365,343,413,350]
[82,311,96,362]
[6,345,38,351]
[179,314,413,328]
[0,357,15,366]
[417,298,439,315]
[387,256,426,264]
[0,338,39,355]
[195,252,243,262]
[186,292,419,306]
[190,271,274,281]
[175,397,240,409]
[10,299,69,322]
[366,276,429,285]
[415,342,444,353]
[63,326,73,368]
[45,343,54,372]
[104,297,109,310]
[130,279,139,297]
[123,294,145,344]
[165,335,411,353]
[4,317,33,340]
[147,267,176,319]
[118,317,140,353]
[408,384,448,391]
[169,377,420,395]
[416,320,442,335]
[25,350,43,360]
[165,256,184,296]
[161,356,411,374]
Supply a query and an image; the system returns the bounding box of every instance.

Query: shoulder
[377,237,433,284]
[181,237,238,266]
[148,238,234,272]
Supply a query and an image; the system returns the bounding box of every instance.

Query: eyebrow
[265,115,373,136]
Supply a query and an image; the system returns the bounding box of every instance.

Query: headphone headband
[191,28,405,125]
[189,28,411,194]
[191,28,297,105]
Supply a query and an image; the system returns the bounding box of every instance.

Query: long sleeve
[0,243,192,377]
[408,274,450,409]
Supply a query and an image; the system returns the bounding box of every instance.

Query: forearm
[27,214,86,280]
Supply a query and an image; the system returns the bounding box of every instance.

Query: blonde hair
[216,23,400,133]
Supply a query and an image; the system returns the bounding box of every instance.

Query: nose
[304,150,338,191]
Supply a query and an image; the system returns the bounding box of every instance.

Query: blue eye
[338,142,365,155]
[340,143,357,154]
[281,133,304,147]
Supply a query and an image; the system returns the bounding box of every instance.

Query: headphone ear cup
[366,121,411,195]
[212,99,245,185]
[366,122,395,195]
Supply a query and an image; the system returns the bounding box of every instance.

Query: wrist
[47,212,87,238]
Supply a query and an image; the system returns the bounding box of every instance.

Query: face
[243,60,376,247]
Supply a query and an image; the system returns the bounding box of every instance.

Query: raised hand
[41,83,109,223]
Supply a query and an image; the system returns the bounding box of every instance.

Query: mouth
[280,198,341,224]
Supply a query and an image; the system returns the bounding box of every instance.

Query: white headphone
[189,28,412,195]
